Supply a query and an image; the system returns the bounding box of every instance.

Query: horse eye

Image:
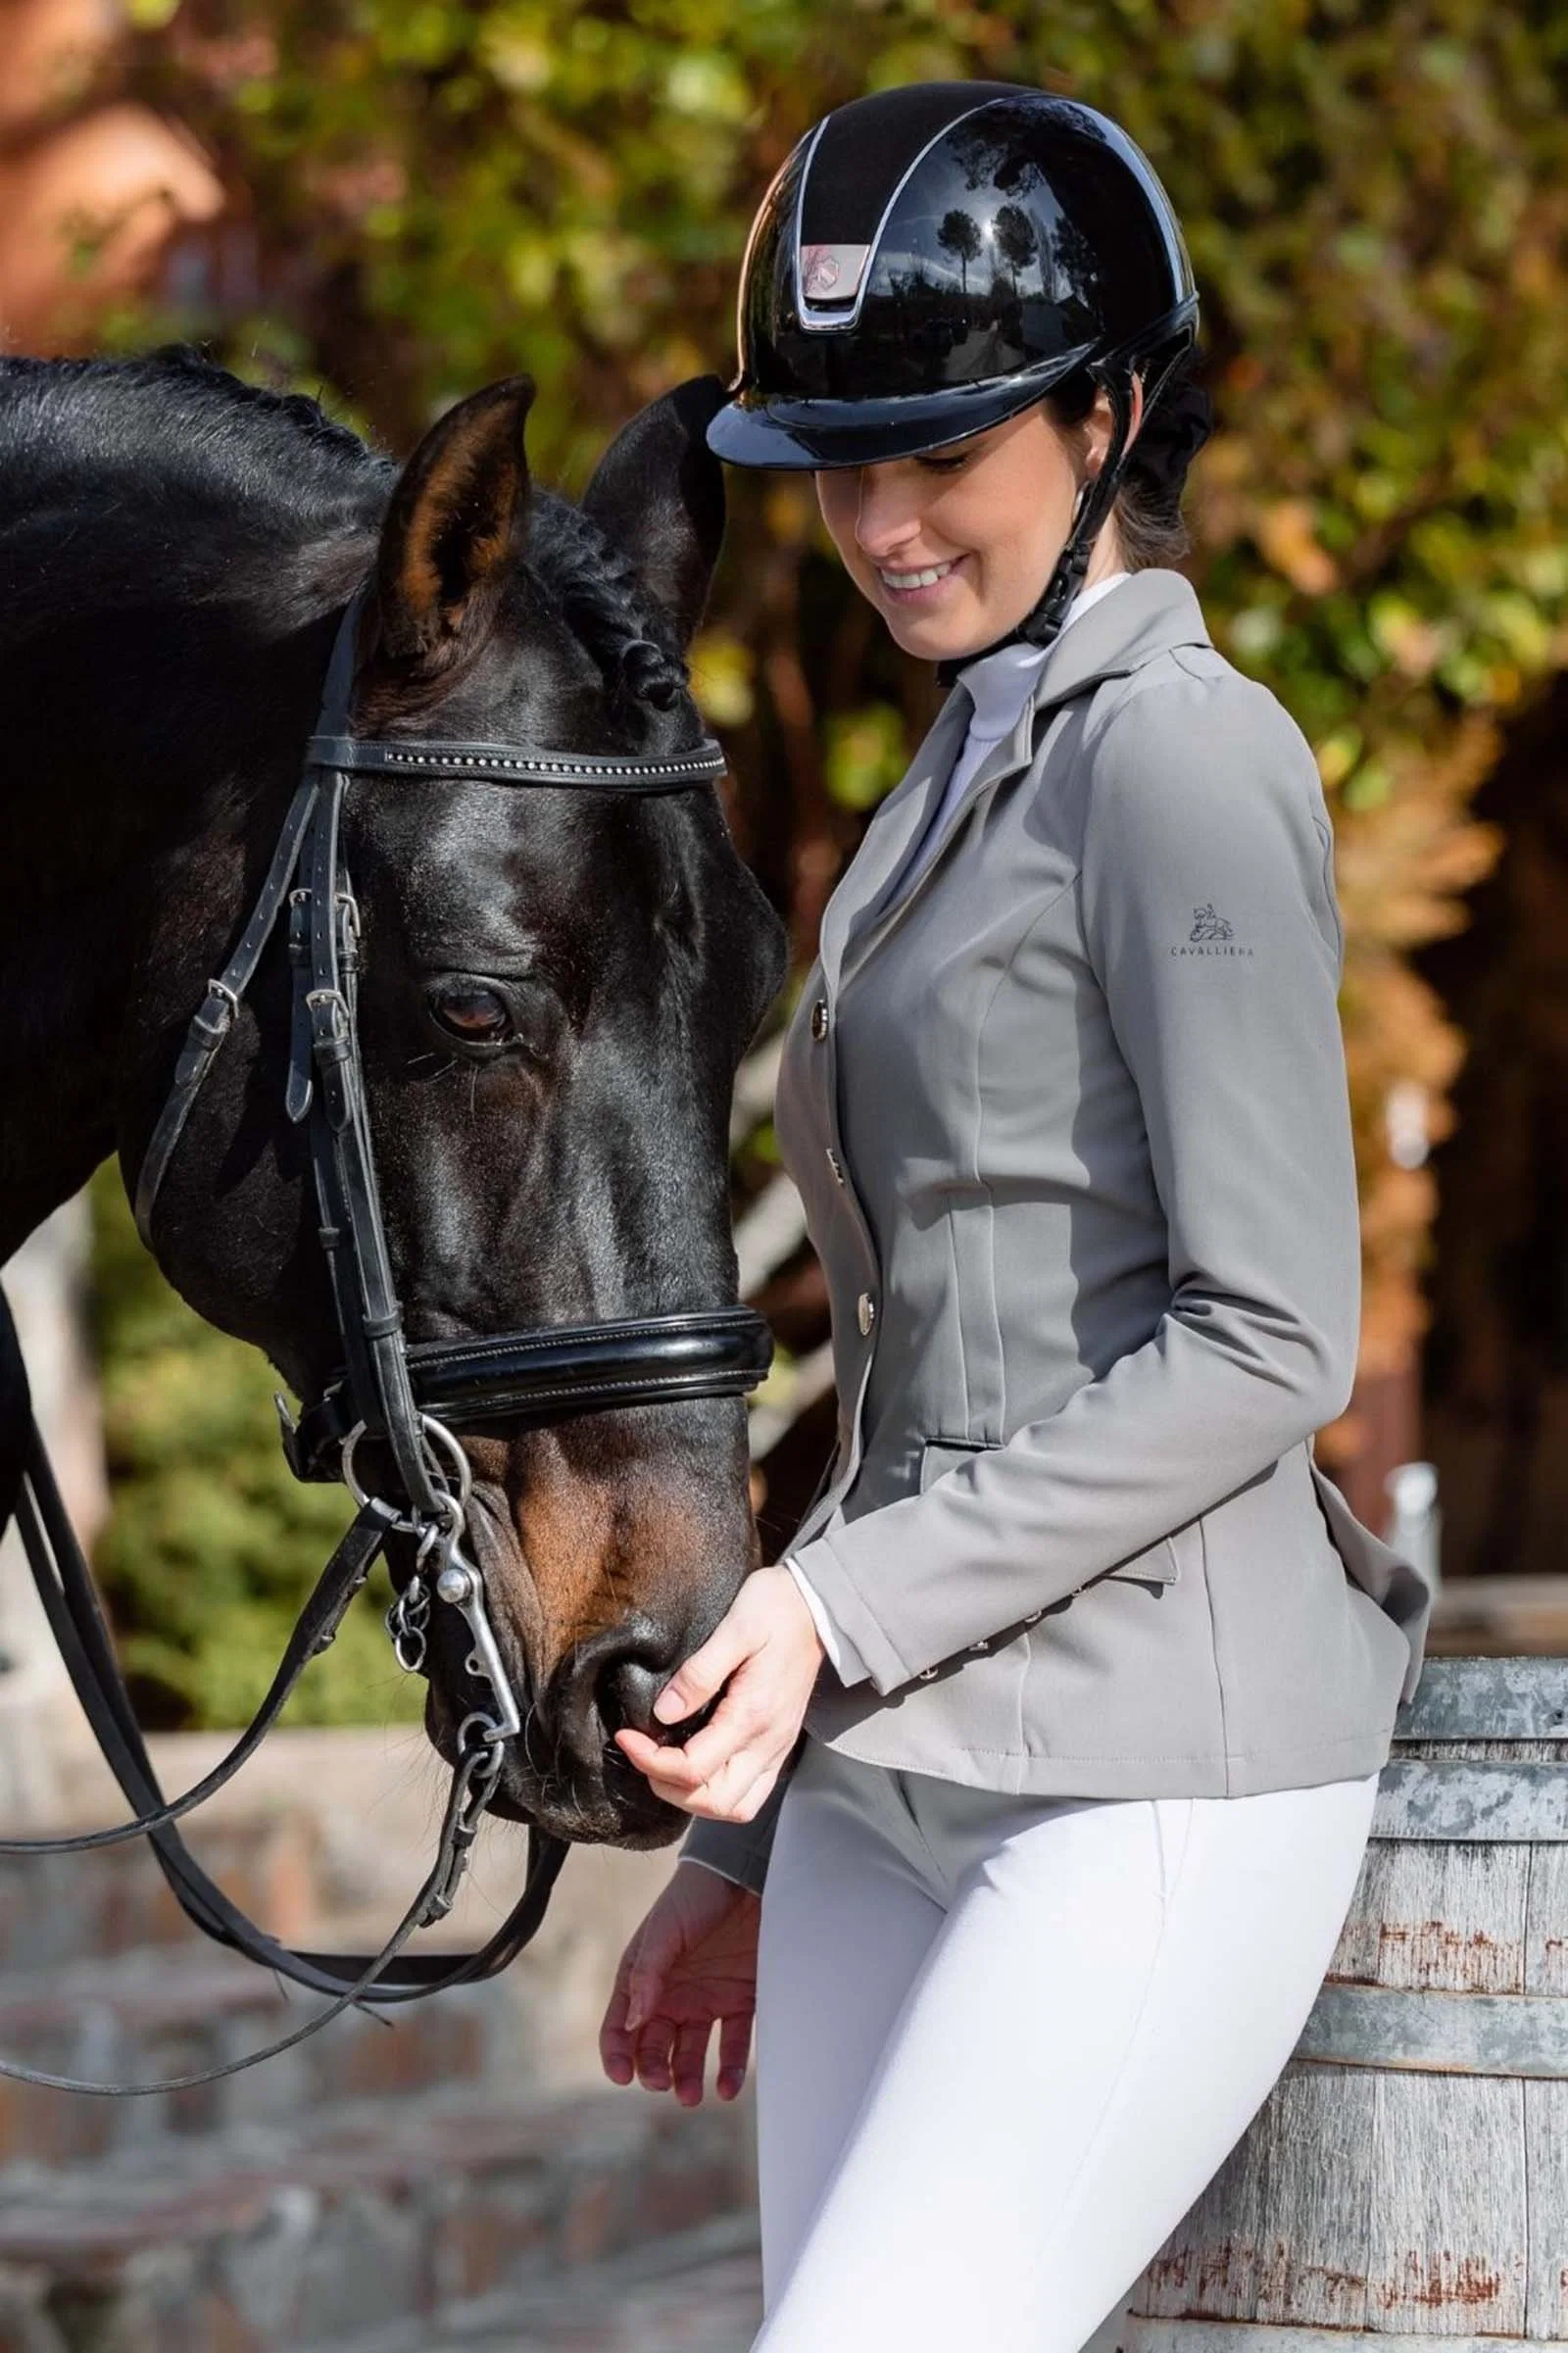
[429,983,514,1044]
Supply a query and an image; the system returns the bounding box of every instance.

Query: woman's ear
[1087,373,1146,478]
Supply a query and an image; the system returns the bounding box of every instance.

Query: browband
[305,734,727,792]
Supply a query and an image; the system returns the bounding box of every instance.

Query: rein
[0,584,772,2093]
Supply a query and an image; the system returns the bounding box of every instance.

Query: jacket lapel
[827,569,1216,991]
[817,683,972,999]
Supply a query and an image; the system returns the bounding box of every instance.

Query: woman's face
[812,381,1140,664]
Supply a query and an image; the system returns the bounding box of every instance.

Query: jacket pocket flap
[1101,1534,1182,1587]
[915,1440,1182,1587]
[917,1437,992,1493]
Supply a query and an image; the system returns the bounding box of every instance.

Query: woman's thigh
[755,1738,947,2305]
[754,1765,1381,2353]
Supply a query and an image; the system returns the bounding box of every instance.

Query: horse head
[122,368,788,1845]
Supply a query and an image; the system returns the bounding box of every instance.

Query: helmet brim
[705,343,1102,470]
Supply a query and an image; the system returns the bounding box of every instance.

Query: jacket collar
[820,569,1213,995]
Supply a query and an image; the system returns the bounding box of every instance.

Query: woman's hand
[613,1564,824,1823]
[599,1860,761,2104]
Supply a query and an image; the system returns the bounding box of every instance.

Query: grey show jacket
[685,567,1433,1896]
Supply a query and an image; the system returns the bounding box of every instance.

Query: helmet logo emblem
[802,242,870,303]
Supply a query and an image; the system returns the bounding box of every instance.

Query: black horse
[0,348,787,1849]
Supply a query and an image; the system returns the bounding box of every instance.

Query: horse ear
[371,374,536,672]
[580,375,727,652]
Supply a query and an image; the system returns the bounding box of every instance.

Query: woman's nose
[854,472,927,564]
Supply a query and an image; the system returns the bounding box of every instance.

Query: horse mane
[0,346,685,703]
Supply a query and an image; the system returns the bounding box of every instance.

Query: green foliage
[87,1164,423,1732]
[86,0,1568,1680]
[824,704,909,811]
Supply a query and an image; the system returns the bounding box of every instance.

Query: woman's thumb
[624,1925,677,2033]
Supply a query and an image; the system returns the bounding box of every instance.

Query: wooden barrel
[1121,1656,1568,2353]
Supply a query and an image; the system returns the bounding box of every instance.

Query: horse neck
[0,583,349,1256]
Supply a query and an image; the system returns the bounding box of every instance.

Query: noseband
[0,584,773,2094]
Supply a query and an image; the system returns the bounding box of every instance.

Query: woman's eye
[429,984,514,1044]
[920,452,969,473]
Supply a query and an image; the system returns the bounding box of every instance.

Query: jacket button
[826,1147,846,1185]
[856,1291,875,1336]
[809,998,829,1041]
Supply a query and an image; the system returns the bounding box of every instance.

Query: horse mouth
[416,1480,698,1847]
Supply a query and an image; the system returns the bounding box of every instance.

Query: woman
[599,82,1434,2353]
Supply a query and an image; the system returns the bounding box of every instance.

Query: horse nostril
[554,1617,718,1779]
[599,1655,662,1741]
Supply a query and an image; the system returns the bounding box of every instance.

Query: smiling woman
[600,78,1431,2353]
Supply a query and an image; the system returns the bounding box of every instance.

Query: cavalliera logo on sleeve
[1173,903,1254,956]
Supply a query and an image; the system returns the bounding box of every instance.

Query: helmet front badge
[802,242,870,304]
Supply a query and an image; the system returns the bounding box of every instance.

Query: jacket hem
[799,1718,1398,1798]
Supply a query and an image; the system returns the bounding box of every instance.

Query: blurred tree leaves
[88,1166,423,1731]
[83,0,1568,1708]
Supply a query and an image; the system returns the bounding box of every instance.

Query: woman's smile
[876,554,967,605]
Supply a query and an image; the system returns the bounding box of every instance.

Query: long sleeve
[784,662,1361,1694]
[680,1753,795,1893]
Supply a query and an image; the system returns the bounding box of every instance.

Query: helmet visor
[706,342,1099,470]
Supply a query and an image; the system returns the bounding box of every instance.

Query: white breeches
[753,1734,1380,2353]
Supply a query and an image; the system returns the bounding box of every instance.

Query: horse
[0,346,788,1857]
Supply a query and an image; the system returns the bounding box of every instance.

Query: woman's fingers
[599,1942,639,2083]
[652,1605,756,1729]
[600,1996,636,2084]
[716,2006,753,2099]
[633,2012,677,2093]
[615,1722,779,1823]
[670,2019,712,2105]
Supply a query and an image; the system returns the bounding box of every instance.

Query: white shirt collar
[957,570,1132,742]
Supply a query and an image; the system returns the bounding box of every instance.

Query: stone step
[0,2082,755,2352]
[0,1813,327,1976]
[0,1949,522,2165]
[336,2213,764,2353]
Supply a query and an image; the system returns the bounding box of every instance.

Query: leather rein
[0,585,772,2094]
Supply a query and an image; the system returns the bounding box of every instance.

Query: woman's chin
[882,598,984,660]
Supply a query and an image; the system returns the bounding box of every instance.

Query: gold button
[857,1291,875,1336]
[826,1147,846,1185]
[809,998,829,1042]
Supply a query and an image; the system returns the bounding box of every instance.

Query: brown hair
[1042,363,1198,570]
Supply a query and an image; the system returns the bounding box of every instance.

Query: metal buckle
[340,1413,471,1530]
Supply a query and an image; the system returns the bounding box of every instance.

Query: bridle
[0,583,773,2094]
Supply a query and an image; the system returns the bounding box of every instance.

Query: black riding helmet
[708,82,1205,673]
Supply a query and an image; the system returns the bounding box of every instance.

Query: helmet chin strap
[933,364,1140,693]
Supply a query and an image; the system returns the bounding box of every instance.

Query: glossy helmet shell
[708,82,1199,470]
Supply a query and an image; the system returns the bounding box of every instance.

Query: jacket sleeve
[679,1753,795,1893]
[782,662,1363,1695]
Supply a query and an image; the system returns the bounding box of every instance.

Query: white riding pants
[752,1733,1380,2353]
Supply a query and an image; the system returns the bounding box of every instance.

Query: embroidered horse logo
[1189,902,1235,943]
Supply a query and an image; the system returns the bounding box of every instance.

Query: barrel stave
[1525,2080,1568,2338]
[1123,1664,1568,2353]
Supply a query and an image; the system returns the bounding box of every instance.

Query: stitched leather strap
[131,774,319,1248]
[287,1304,775,1480]
[305,733,726,791]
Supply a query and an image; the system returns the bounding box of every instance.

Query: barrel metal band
[1371,1757,1568,1842]
[1121,2324,1568,2353]
[1390,1655,1568,1741]
[1294,1981,1568,2079]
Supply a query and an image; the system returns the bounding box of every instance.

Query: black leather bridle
[0,584,773,2094]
